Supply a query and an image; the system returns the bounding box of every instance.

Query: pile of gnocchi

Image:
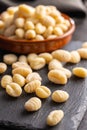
[0,41,87,126]
[0,4,71,40]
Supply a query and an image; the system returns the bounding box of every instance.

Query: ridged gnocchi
[77,48,87,59]
[48,69,67,84]
[47,110,64,126]
[0,62,7,74]
[13,74,25,87]
[6,82,22,97]
[24,97,42,111]
[72,67,87,78]
[48,59,62,70]
[58,67,72,78]
[52,50,71,62]
[1,75,13,88]
[69,51,80,63]
[35,86,51,98]
[29,57,46,70]
[12,67,32,77]
[52,90,69,103]
[24,80,41,93]
[0,4,71,40]
[26,72,42,83]
[39,52,53,64]
[12,61,30,69]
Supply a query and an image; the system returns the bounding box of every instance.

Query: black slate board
[0,41,87,130]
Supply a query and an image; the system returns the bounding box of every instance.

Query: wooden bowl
[0,13,75,54]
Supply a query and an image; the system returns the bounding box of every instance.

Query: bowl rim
[0,13,75,45]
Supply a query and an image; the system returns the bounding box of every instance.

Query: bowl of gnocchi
[0,4,75,54]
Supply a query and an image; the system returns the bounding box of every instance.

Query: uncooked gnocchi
[29,57,46,70]
[12,67,32,77]
[52,49,71,62]
[27,53,38,63]
[47,110,64,126]
[39,52,53,64]
[57,67,72,78]
[72,67,87,78]
[3,54,17,65]
[18,55,27,63]
[0,62,7,73]
[69,51,80,63]
[48,69,67,84]
[48,59,62,70]
[35,86,51,98]
[0,4,71,40]
[24,80,41,93]
[1,75,13,88]
[12,61,30,69]
[24,97,42,111]
[13,74,25,87]
[26,72,42,83]
[77,48,87,59]
[52,90,69,103]
[6,82,22,97]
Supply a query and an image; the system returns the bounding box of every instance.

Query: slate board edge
[0,87,87,130]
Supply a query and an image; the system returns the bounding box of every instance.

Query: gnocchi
[12,61,30,69]
[26,72,42,83]
[3,54,17,65]
[72,67,87,78]
[47,110,64,126]
[0,62,7,74]
[39,52,53,64]
[52,90,69,103]
[12,67,32,77]
[27,53,38,63]
[35,86,51,98]
[13,74,25,87]
[52,50,71,62]
[48,69,67,84]
[24,80,41,93]
[48,59,62,70]
[77,48,87,59]
[6,82,22,97]
[69,51,80,63]
[0,4,71,40]
[1,75,13,88]
[29,57,46,70]
[18,55,27,63]
[24,97,42,111]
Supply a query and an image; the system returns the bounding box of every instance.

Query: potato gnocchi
[26,72,42,83]
[24,80,41,93]
[24,97,42,111]
[35,86,51,98]
[12,67,32,77]
[0,62,7,74]
[48,69,67,84]
[1,75,13,88]
[52,90,69,103]
[72,67,87,78]
[3,54,17,65]
[47,110,64,126]
[6,82,22,97]
[52,50,71,62]
[0,4,71,40]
